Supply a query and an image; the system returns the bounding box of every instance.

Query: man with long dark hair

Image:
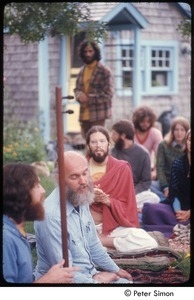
[74,40,114,138]
[132,105,163,180]
[3,163,78,283]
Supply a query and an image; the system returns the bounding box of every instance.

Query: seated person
[151,116,190,201]
[86,125,158,253]
[34,151,133,284]
[111,119,160,213]
[3,162,78,283]
[132,105,163,180]
[142,129,191,238]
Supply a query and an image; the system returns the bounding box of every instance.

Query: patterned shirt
[74,61,114,122]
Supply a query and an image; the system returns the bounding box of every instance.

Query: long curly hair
[132,105,156,128]
[3,163,38,224]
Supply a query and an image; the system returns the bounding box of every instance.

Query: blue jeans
[150,180,166,202]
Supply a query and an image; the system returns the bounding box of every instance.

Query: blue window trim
[114,39,178,97]
[142,40,178,96]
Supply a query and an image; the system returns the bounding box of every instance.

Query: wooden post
[55,86,69,267]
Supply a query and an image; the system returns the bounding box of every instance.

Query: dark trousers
[81,120,105,138]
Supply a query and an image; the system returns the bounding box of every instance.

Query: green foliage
[3,119,46,163]
[177,19,191,40]
[4,2,108,43]
[39,174,56,197]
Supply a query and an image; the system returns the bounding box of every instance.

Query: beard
[114,138,124,150]
[83,55,96,65]
[88,147,109,163]
[136,122,151,132]
[25,200,45,221]
[66,179,94,207]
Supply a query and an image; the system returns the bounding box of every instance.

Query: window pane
[152,71,167,86]
[159,50,163,57]
[123,71,132,87]
[165,51,170,58]
[159,60,163,67]
[121,46,134,88]
[122,49,126,57]
[122,60,126,67]
[129,49,133,57]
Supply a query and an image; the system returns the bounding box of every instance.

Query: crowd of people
[3,40,191,284]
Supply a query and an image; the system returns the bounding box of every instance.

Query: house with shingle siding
[3,2,191,143]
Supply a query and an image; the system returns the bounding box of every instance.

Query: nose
[85,50,91,56]
[41,185,46,195]
[79,175,87,185]
[96,141,102,147]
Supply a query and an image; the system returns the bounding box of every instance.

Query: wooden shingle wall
[3,2,191,139]
[48,36,61,139]
[4,34,39,123]
[134,2,191,120]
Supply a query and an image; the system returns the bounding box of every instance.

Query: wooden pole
[55,86,69,267]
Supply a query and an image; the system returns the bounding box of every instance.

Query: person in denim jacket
[34,151,132,284]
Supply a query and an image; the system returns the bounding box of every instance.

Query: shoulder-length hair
[132,105,156,128]
[164,116,190,145]
[3,163,38,224]
[79,40,101,61]
[86,125,110,144]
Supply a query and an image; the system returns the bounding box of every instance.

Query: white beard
[66,181,94,207]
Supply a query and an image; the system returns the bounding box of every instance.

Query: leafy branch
[4,2,108,43]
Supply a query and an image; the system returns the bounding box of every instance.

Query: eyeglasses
[89,139,108,146]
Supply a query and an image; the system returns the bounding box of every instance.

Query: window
[114,41,178,96]
[121,47,133,88]
[71,32,86,68]
[151,48,171,87]
[145,45,178,95]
